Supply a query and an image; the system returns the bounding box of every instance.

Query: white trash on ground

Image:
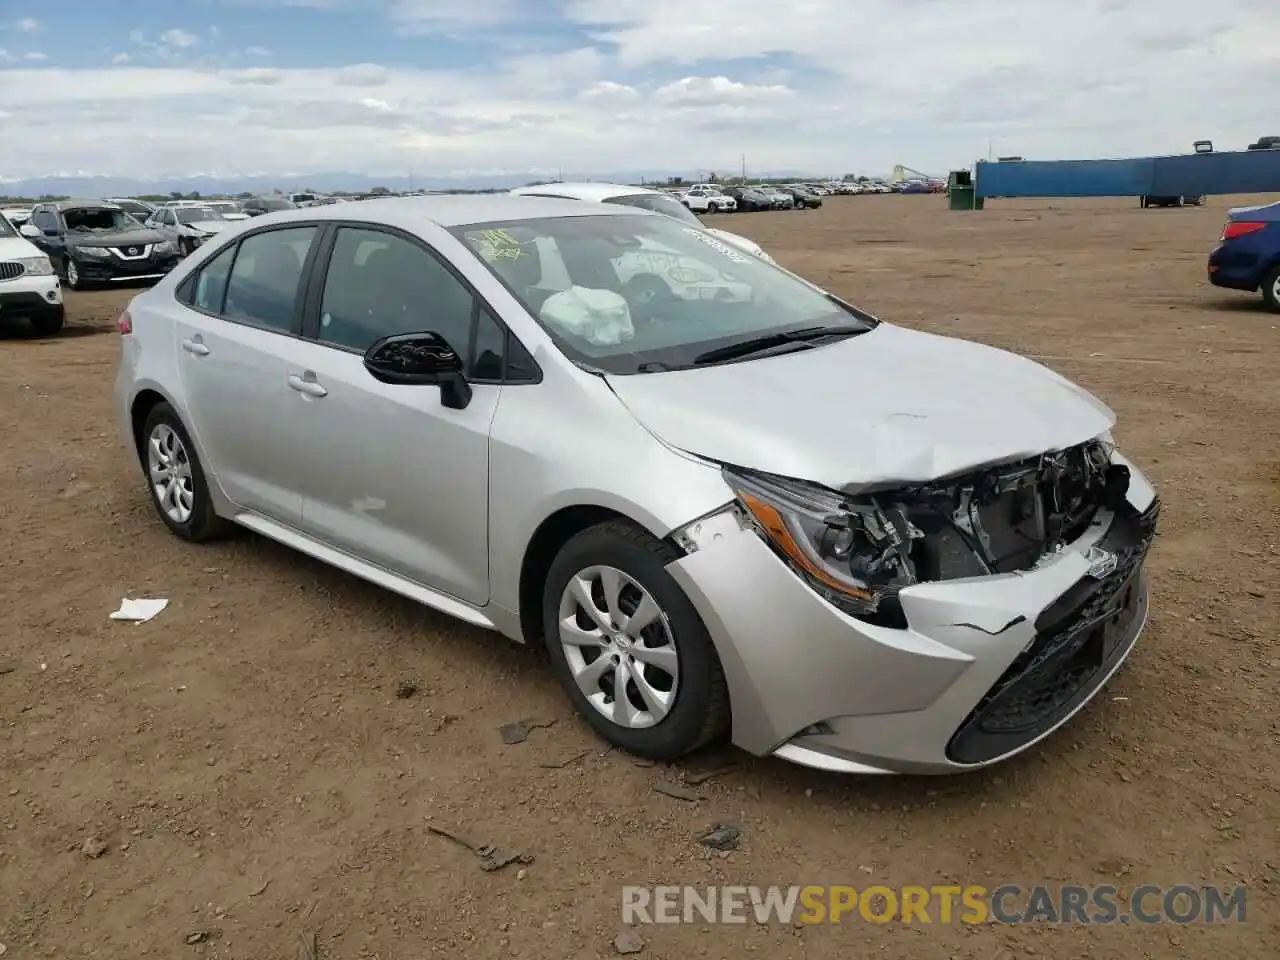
[109,598,169,623]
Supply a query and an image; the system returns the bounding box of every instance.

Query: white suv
[0,212,63,336]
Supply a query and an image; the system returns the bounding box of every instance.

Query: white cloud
[16,17,38,32]
[159,29,200,50]
[22,51,45,61]
[227,67,282,85]
[578,81,639,103]
[334,63,389,86]
[1,0,1279,181]
[653,76,792,105]
[245,46,272,57]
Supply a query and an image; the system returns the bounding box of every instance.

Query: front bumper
[666,455,1159,774]
[74,253,182,283]
[0,281,63,317]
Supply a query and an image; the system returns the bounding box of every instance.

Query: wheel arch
[516,503,691,646]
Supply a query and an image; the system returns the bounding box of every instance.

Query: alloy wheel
[147,423,195,524]
[66,259,79,287]
[557,564,679,729]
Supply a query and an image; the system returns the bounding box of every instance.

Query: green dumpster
[947,169,982,210]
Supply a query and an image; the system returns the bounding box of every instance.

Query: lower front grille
[0,261,25,282]
[945,498,1159,765]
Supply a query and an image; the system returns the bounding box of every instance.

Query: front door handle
[287,373,328,398]
[181,338,210,356]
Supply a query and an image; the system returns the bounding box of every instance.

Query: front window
[602,193,701,226]
[453,214,875,375]
[63,207,142,233]
[175,207,225,223]
[0,215,15,238]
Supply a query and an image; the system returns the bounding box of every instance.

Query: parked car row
[658,178,924,214]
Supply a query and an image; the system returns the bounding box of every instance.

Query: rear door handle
[287,373,328,398]
[181,338,209,356]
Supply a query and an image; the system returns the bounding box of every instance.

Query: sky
[0,0,1277,181]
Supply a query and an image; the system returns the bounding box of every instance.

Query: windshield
[453,214,875,375]
[603,193,701,226]
[175,207,224,223]
[257,198,295,211]
[63,207,142,233]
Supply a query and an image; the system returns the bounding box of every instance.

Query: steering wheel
[623,273,676,323]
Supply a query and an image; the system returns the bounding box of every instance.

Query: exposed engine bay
[725,438,1138,626]
[844,438,1129,588]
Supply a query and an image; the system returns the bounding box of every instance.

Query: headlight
[723,467,922,619]
[76,246,111,258]
[155,240,179,255]
[14,256,53,276]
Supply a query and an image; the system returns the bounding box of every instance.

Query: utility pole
[741,154,746,181]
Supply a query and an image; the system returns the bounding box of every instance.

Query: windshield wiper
[692,324,868,366]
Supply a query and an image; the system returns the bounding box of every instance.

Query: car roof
[51,199,123,211]
[508,182,664,203]
[243,194,652,229]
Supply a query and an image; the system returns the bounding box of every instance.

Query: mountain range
[0,169,825,200]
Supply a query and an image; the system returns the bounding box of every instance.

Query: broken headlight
[723,468,922,621]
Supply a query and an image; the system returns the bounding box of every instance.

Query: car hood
[182,220,231,234]
[603,323,1115,491]
[67,228,165,247]
[704,227,769,259]
[0,235,43,258]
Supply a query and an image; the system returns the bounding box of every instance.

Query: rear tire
[541,520,730,761]
[139,402,229,542]
[1262,265,1280,314]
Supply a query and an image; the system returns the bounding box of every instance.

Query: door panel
[286,224,497,605]
[287,340,498,604]
[172,226,319,524]
[174,313,304,523]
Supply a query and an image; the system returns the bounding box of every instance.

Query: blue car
[1207,201,1280,312]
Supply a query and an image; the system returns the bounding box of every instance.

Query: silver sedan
[114,197,1159,774]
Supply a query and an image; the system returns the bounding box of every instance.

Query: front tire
[541,520,730,761]
[1262,265,1280,313]
[139,403,228,542]
[64,257,84,290]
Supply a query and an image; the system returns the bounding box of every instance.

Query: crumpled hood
[67,228,165,248]
[604,323,1115,491]
[183,220,231,234]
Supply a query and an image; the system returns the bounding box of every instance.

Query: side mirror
[364,331,472,409]
[19,223,40,238]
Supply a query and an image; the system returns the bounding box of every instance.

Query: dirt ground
[1,195,1277,960]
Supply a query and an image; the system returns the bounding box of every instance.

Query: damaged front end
[721,437,1149,631]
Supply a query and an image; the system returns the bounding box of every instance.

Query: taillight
[118,310,133,335]
[1220,221,1266,241]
